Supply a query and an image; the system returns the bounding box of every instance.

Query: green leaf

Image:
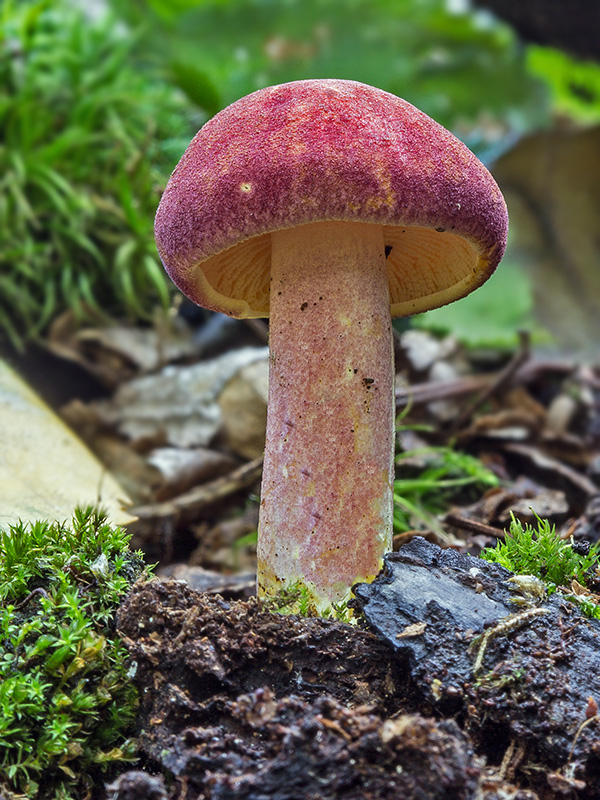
[527,45,600,123]
[171,60,222,115]
[413,260,548,349]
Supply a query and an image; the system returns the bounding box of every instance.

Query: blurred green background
[1,0,599,352]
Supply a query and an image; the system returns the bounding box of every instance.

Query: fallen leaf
[0,360,133,527]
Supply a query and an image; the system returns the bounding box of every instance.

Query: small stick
[499,739,526,781]
[396,374,491,407]
[244,318,269,343]
[444,512,505,540]
[132,456,263,521]
[13,588,51,610]
[395,354,573,409]
[567,713,599,767]
[472,607,550,675]
[452,330,531,431]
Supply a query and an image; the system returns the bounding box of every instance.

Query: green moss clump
[0,0,196,348]
[481,514,598,588]
[481,514,600,618]
[0,507,150,799]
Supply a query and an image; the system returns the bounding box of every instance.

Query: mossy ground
[0,507,150,799]
[481,514,600,617]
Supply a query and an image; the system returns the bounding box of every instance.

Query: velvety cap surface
[155,79,508,318]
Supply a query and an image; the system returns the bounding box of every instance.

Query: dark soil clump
[114,570,566,799]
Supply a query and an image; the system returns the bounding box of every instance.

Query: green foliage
[481,514,599,589]
[414,260,551,349]
[527,45,600,124]
[113,0,545,148]
[0,0,194,348]
[567,595,600,620]
[126,0,600,137]
[0,507,149,799]
[393,443,499,536]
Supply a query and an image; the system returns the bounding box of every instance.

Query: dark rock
[352,538,600,796]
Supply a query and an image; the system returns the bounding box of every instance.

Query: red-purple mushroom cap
[155,79,508,611]
[155,79,507,320]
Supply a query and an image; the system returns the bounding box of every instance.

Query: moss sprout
[481,513,599,588]
[266,579,354,623]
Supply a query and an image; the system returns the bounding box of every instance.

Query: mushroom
[155,79,508,612]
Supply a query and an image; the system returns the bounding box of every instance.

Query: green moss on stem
[264,579,354,624]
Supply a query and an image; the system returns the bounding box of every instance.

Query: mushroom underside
[186,221,482,319]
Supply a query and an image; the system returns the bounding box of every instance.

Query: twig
[395,355,574,409]
[471,607,550,674]
[244,318,269,343]
[444,512,505,540]
[502,442,598,497]
[13,588,51,610]
[499,739,527,782]
[451,330,531,431]
[131,456,263,521]
[396,375,491,407]
[567,713,599,767]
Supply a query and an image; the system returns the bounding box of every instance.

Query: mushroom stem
[258,220,394,610]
